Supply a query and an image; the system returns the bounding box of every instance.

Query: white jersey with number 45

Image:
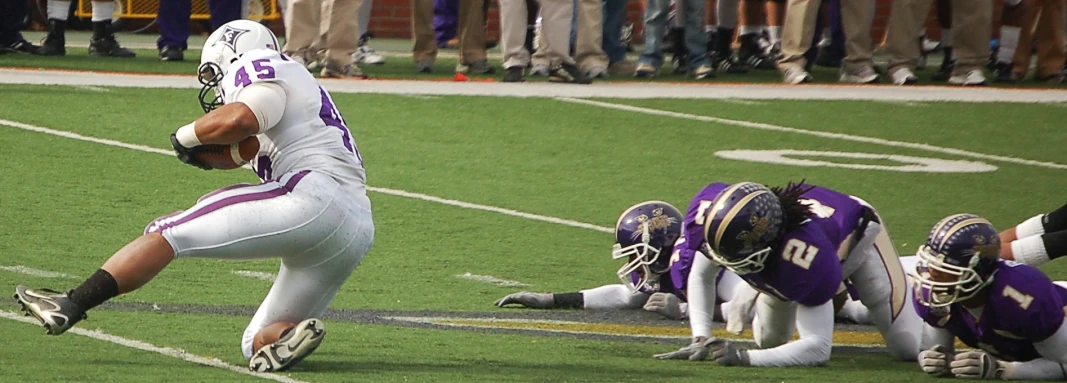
[219,48,368,199]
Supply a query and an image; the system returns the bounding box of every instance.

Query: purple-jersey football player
[655,180,921,366]
[493,199,755,321]
[913,214,1067,380]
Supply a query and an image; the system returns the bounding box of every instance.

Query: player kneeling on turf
[13,19,374,373]
[913,214,1067,380]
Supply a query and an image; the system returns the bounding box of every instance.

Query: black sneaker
[159,46,184,61]
[89,36,136,58]
[37,35,65,56]
[503,66,525,82]
[932,47,954,82]
[548,62,592,84]
[1,39,42,54]
[991,61,1018,83]
[14,286,86,335]
[711,51,749,74]
[671,54,689,74]
[739,34,776,70]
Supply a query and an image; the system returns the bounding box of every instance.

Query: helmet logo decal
[737,213,771,253]
[215,26,250,53]
[628,209,678,242]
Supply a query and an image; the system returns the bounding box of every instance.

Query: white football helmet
[197,19,280,112]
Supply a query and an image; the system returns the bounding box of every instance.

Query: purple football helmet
[915,214,1002,308]
[612,201,683,293]
[702,182,785,275]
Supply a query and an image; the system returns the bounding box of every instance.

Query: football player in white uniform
[14,20,374,373]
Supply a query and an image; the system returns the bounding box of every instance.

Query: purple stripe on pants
[196,183,256,204]
[146,171,312,234]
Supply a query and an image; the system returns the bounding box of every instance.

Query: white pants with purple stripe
[145,170,375,359]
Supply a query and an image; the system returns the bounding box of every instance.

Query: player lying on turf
[998,202,1067,267]
[13,20,374,373]
[492,198,900,327]
[493,200,758,322]
[655,181,922,366]
[912,214,1067,380]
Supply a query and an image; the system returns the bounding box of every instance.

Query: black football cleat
[13,285,85,335]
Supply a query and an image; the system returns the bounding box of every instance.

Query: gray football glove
[708,339,751,366]
[918,345,954,377]
[643,292,686,320]
[493,292,554,309]
[653,337,711,361]
[951,351,1005,380]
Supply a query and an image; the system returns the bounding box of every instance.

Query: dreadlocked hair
[770,179,816,231]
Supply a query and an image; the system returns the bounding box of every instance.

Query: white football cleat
[249,318,326,372]
[949,69,988,86]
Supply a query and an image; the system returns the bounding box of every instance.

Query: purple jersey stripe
[196,183,257,204]
[147,171,311,234]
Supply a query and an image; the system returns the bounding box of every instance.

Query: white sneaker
[586,66,608,79]
[353,45,385,65]
[948,70,988,86]
[529,64,550,76]
[249,318,326,372]
[839,65,879,84]
[891,68,918,85]
[782,67,812,84]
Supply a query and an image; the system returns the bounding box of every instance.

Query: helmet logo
[737,214,771,253]
[628,209,678,242]
[215,26,250,53]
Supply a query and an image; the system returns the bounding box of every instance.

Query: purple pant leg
[157,0,192,50]
[434,0,458,47]
[208,0,242,31]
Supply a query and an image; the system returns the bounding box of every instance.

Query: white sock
[1016,215,1047,239]
[1012,235,1051,266]
[48,0,71,20]
[998,26,1020,63]
[91,1,114,22]
[705,24,716,33]
[941,28,952,47]
[767,26,782,45]
[739,25,761,36]
[358,0,372,37]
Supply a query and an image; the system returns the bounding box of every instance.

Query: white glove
[708,339,751,366]
[918,345,954,377]
[643,293,686,320]
[653,337,711,361]
[951,351,1005,380]
[493,292,554,309]
[725,283,759,335]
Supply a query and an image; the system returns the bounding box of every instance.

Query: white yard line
[4,69,1067,102]
[0,311,310,383]
[0,119,614,234]
[555,97,1067,171]
[233,270,278,281]
[0,265,78,279]
[455,272,530,287]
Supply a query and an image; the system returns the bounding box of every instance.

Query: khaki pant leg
[538,0,577,66]
[840,0,875,69]
[412,0,438,61]
[884,0,934,73]
[323,0,362,68]
[284,0,321,54]
[950,0,992,73]
[576,0,609,71]
[458,0,488,63]
[1035,0,1067,77]
[1013,0,1038,75]
[499,0,532,68]
[777,0,821,70]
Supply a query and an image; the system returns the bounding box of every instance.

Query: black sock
[1043,202,1067,233]
[719,28,737,54]
[552,292,584,309]
[92,21,110,40]
[1043,230,1067,261]
[68,269,119,313]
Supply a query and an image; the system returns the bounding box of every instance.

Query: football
[192,136,260,170]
